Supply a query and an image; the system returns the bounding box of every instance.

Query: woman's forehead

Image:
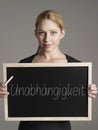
[37,19,60,30]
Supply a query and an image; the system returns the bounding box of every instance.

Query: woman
[0,10,97,130]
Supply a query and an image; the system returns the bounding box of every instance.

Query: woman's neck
[32,47,67,63]
[38,48,65,60]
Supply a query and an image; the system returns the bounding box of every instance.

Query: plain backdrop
[0,0,98,130]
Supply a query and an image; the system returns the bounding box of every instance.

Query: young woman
[0,10,97,130]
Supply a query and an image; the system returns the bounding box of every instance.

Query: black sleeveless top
[18,53,80,130]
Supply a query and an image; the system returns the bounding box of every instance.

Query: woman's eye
[51,31,57,35]
[38,32,45,36]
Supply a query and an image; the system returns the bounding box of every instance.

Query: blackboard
[3,63,92,121]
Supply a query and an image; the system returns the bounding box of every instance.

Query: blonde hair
[35,10,65,31]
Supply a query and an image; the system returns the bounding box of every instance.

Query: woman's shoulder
[19,54,37,63]
[19,53,80,63]
[65,54,80,62]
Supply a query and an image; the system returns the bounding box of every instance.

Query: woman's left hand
[88,84,97,98]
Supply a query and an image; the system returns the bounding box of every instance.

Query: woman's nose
[44,34,51,42]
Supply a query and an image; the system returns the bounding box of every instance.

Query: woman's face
[35,19,65,52]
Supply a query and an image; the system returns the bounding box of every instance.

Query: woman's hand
[88,84,97,98]
[0,82,9,98]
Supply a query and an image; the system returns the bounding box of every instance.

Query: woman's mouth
[44,44,52,48]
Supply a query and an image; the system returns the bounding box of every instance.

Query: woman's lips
[44,44,52,48]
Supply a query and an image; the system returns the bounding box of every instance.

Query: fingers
[88,84,97,98]
[0,82,5,88]
[0,91,9,98]
[0,82,9,98]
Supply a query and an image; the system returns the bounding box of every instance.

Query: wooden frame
[3,62,92,121]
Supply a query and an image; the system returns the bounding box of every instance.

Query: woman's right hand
[0,82,9,98]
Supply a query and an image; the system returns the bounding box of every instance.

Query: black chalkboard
[3,63,92,121]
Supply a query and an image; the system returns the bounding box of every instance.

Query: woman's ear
[60,29,66,39]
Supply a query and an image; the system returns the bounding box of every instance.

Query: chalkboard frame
[3,62,92,121]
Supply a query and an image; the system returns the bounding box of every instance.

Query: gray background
[0,0,98,130]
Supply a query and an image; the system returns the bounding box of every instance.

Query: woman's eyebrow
[37,29,58,31]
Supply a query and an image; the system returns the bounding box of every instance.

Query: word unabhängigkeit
[9,83,86,101]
